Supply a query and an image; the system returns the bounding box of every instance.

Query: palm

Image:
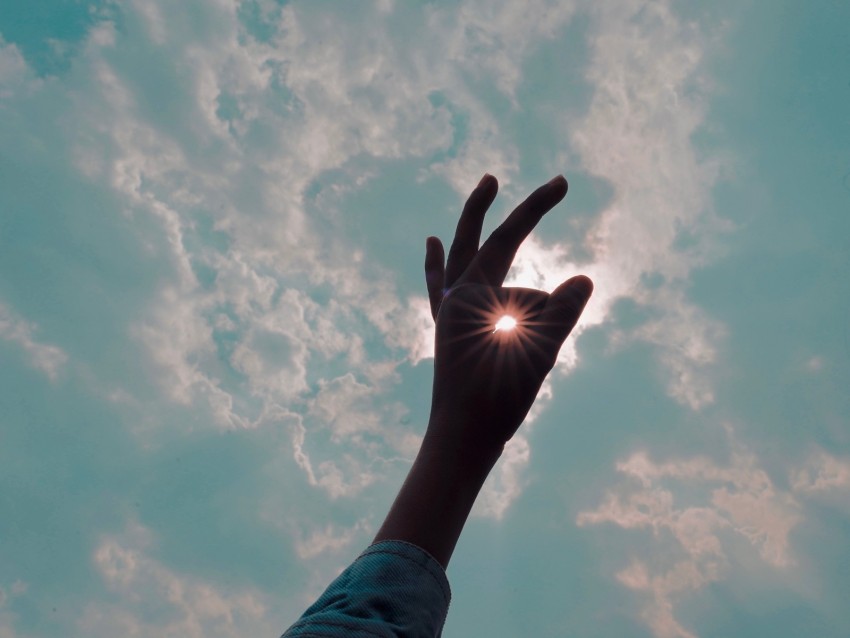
[424,175,592,452]
[434,283,559,445]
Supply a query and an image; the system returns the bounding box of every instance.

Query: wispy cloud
[496,0,730,407]
[578,426,802,637]
[476,0,732,516]
[0,579,27,638]
[44,0,731,519]
[792,450,850,496]
[0,36,38,99]
[84,521,276,637]
[293,519,369,561]
[0,302,68,381]
[40,0,597,517]
[1,0,846,636]
[566,1,730,406]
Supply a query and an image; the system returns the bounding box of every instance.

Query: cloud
[474,434,533,520]
[561,0,731,408]
[627,288,726,410]
[0,580,27,638]
[83,521,275,638]
[578,428,802,637]
[474,0,731,413]
[70,0,724,437]
[6,1,839,636]
[7,0,734,549]
[59,0,596,509]
[0,36,39,99]
[309,373,385,444]
[293,519,369,561]
[468,0,732,516]
[473,378,552,520]
[60,1,452,441]
[791,451,850,495]
[0,302,68,381]
[231,326,309,399]
[425,0,579,102]
[290,419,379,501]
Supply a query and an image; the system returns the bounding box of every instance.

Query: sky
[0,1,848,636]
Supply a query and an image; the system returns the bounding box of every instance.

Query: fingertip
[546,174,568,199]
[550,274,593,305]
[477,173,498,194]
[425,237,445,271]
[565,275,593,303]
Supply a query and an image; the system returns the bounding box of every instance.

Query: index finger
[461,175,568,286]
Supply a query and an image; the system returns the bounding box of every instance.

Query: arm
[371,415,502,570]
[282,174,592,637]
[373,174,593,569]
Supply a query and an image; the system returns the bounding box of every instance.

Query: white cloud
[474,433,532,520]
[290,420,379,501]
[132,289,212,405]
[629,288,726,410]
[469,0,732,516]
[0,302,68,381]
[309,373,384,443]
[791,450,850,495]
[83,522,275,638]
[425,0,579,102]
[563,0,731,408]
[578,429,802,638]
[62,1,457,446]
[231,326,309,399]
[130,287,250,430]
[130,0,167,46]
[3,1,823,635]
[0,38,35,99]
[23,0,730,521]
[293,519,369,561]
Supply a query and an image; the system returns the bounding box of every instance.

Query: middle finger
[461,175,568,287]
[444,174,499,287]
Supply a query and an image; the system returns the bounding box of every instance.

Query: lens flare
[494,314,517,332]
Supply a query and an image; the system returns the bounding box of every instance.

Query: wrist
[373,426,501,569]
[422,409,505,473]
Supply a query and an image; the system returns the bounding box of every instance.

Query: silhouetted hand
[423,174,593,458]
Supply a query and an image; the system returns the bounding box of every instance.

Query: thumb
[540,275,593,345]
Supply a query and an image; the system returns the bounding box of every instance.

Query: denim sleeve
[281,540,451,638]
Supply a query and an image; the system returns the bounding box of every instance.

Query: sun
[493,314,517,332]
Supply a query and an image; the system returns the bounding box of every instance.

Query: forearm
[372,415,503,570]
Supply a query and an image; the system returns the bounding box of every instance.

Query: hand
[423,174,593,458]
[371,174,591,566]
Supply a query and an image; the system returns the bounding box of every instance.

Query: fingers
[463,175,568,286]
[444,174,498,288]
[425,236,446,320]
[539,275,593,346]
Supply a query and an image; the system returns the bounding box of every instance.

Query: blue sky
[1,1,848,636]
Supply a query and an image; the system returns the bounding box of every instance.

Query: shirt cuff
[282,540,451,638]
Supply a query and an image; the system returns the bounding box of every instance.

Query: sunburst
[493,315,517,332]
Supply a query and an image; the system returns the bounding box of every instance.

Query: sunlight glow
[494,315,517,332]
